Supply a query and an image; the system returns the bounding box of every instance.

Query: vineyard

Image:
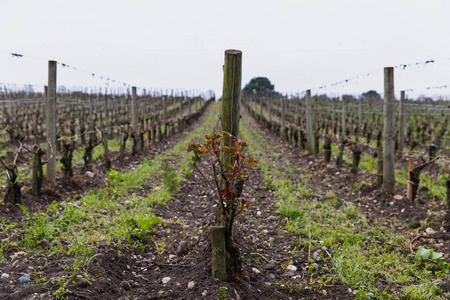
[0,51,449,300]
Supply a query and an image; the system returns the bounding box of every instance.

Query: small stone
[162,277,171,284]
[286,265,297,271]
[1,273,9,279]
[187,281,195,289]
[85,171,95,178]
[264,282,272,286]
[176,282,182,289]
[263,264,276,270]
[17,251,26,256]
[202,290,207,297]
[123,200,132,205]
[120,280,133,290]
[19,276,31,284]
[77,280,89,288]
[282,271,295,277]
[176,241,189,255]
[426,228,435,235]
[267,273,275,280]
[348,288,353,293]
[312,251,320,261]
[393,195,403,200]
[169,254,176,260]
[320,290,327,296]
[257,211,262,217]
[267,216,277,221]
[252,267,261,275]
[401,208,405,213]
[39,239,50,248]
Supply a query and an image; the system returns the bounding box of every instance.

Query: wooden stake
[398,91,406,159]
[306,90,314,153]
[46,61,57,182]
[211,226,227,281]
[383,67,396,194]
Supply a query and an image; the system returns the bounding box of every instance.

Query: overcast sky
[1,0,450,99]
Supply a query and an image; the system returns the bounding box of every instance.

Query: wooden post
[398,91,406,159]
[337,97,346,168]
[221,49,242,145]
[103,89,111,169]
[406,156,414,203]
[216,49,242,281]
[312,98,319,156]
[211,226,227,281]
[342,96,347,138]
[332,99,336,134]
[306,90,314,153]
[383,67,396,194]
[132,87,138,132]
[376,147,383,187]
[46,61,57,181]
[357,99,362,142]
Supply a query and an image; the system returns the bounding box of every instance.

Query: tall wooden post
[132,87,138,132]
[383,67,396,194]
[103,89,111,169]
[357,99,362,142]
[306,90,314,153]
[46,61,57,181]
[398,91,406,158]
[337,97,347,168]
[213,49,242,282]
[221,50,242,145]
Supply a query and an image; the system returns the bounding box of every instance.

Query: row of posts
[248,67,410,196]
[44,61,201,183]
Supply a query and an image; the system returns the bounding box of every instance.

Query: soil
[0,101,448,299]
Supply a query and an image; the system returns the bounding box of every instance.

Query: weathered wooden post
[383,67,396,194]
[332,99,336,134]
[306,90,314,153]
[398,91,406,159]
[131,86,139,155]
[406,156,414,203]
[103,89,111,169]
[357,99,362,142]
[212,49,242,282]
[46,61,57,182]
[337,97,346,168]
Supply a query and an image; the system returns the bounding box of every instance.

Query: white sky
[1,0,450,99]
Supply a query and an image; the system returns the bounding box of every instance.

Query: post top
[225,49,242,55]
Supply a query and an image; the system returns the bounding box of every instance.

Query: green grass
[240,115,450,299]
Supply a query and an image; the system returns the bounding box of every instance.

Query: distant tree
[361,90,381,100]
[342,94,357,102]
[242,77,275,95]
